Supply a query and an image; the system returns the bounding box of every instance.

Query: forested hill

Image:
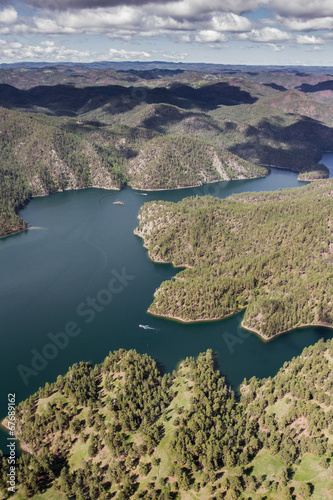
[1,68,332,184]
[0,105,265,238]
[128,135,266,190]
[2,339,333,499]
[2,65,333,238]
[0,108,129,237]
[135,179,333,338]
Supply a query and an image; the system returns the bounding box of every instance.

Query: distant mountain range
[0,61,333,75]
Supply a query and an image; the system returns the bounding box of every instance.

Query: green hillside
[0,102,268,238]
[135,179,333,337]
[1,67,332,238]
[0,108,132,237]
[2,340,333,499]
[128,135,267,190]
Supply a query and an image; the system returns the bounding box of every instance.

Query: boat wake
[139,324,157,331]
[139,193,148,196]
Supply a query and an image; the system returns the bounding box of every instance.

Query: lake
[1,155,333,453]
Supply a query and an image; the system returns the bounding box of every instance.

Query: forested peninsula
[2,340,333,499]
[135,179,333,338]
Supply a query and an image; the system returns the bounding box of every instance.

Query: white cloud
[278,15,333,31]
[178,33,191,43]
[0,4,254,40]
[0,7,189,37]
[141,15,193,31]
[56,6,140,31]
[267,43,284,51]
[243,27,290,43]
[33,17,77,34]
[296,34,325,45]
[151,0,265,18]
[211,13,251,32]
[161,51,188,60]
[0,38,153,63]
[306,45,323,52]
[20,0,266,16]
[0,39,92,61]
[0,6,18,24]
[107,48,151,60]
[195,30,227,43]
[272,0,333,18]
[0,0,332,65]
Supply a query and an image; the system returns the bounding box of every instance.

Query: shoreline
[0,225,28,240]
[259,164,329,182]
[136,222,333,340]
[148,307,333,340]
[134,228,190,270]
[297,176,329,182]
[1,419,33,455]
[1,173,267,240]
[147,307,246,325]
[131,171,269,192]
[241,321,333,341]
[30,184,121,200]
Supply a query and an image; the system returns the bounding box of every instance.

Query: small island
[135,179,333,338]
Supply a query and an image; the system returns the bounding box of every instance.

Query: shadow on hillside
[0,81,258,117]
[228,116,333,170]
[297,80,333,93]
[146,81,258,110]
[263,83,287,92]
[0,84,34,109]
[139,105,225,134]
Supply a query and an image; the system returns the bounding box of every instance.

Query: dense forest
[135,179,333,337]
[1,339,333,499]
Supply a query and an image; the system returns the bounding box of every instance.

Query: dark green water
[1,160,333,453]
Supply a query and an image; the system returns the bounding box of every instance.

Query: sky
[0,0,333,66]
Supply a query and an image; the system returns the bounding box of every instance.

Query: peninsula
[135,179,333,338]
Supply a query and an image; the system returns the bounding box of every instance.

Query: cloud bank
[0,0,332,62]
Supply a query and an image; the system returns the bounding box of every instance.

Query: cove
[1,160,333,453]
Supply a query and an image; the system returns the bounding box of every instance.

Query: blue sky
[0,0,333,65]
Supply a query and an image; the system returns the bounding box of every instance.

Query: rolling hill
[1,65,333,238]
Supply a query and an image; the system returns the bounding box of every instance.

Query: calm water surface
[1,158,333,452]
